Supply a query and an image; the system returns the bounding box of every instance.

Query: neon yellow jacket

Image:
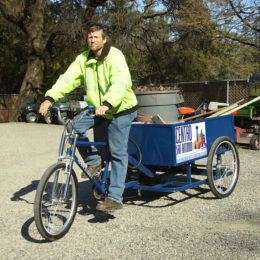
[45,44,137,118]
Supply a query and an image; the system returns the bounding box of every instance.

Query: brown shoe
[81,163,102,179]
[96,198,123,212]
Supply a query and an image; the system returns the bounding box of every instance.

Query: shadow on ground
[12,174,215,243]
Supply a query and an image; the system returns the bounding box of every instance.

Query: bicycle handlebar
[50,105,111,126]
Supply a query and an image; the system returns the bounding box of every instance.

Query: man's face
[87,30,106,53]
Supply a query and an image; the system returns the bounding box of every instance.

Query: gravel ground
[0,122,260,260]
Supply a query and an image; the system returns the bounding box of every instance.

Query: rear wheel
[207,137,239,198]
[26,112,38,123]
[44,111,53,124]
[250,134,260,150]
[34,162,78,241]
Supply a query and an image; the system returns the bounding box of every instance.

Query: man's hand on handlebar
[95,105,110,116]
[39,100,52,116]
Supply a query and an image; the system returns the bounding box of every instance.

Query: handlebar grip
[49,105,57,111]
[49,105,112,125]
[87,105,112,115]
[50,105,68,125]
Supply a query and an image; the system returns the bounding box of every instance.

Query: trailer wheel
[250,134,260,150]
[207,137,239,198]
[128,138,142,169]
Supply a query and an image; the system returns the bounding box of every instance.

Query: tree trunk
[1,0,106,121]
[11,0,47,121]
[12,55,45,121]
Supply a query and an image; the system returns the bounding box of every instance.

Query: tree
[89,0,258,82]
[0,19,28,94]
[166,0,224,81]
[98,0,179,83]
[0,0,47,118]
[0,0,108,121]
[208,0,259,69]
[0,0,258,117]
[159,0,259,80]
[210,0,259,48]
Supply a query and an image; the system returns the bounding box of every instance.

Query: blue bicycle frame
[58,124,110,195]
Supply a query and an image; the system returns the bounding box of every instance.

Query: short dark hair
[87,23,107,39]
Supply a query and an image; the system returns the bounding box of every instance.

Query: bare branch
[227,0,260,33]
[143,10,169,19]
[0,0,29,34]
[219,33,259,49]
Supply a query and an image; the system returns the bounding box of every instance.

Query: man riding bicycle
[40,23,138,212]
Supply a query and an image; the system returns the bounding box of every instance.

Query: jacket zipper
[96,62,102,106]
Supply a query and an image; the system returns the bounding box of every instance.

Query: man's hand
[39,100,52,116]
[95,105,110,116]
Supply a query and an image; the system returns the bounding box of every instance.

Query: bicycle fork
[54,130,79,201]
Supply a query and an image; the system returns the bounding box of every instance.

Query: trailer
[127,114,239,198]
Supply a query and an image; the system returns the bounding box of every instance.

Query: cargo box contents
[134,74,260,150]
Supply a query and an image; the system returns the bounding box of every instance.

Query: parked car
[20,96,87,125]
[19,97,51,123]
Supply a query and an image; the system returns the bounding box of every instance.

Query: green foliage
[0,25,28,94]
[0,0,258,96]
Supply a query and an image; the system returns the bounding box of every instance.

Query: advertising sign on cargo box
[175,122,207,163]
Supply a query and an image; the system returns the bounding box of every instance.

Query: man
[39,23,138,212]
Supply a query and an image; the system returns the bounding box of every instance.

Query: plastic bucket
[135,90,184,122]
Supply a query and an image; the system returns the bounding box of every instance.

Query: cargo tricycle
[34,106,239,241]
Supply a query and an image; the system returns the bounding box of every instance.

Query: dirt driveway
[0,122,260,259]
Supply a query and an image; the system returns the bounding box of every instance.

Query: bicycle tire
[207,136,239,199]
[34,162,78,241]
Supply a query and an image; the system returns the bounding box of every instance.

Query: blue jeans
[73,110,137,203]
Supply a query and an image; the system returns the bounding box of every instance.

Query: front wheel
[34,162,78,241]
[207,137,239,199]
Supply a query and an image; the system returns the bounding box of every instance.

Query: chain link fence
[0,79,250,122]
[0,94,19,122]
[175,79,249,108]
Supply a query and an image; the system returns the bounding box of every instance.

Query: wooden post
[222,96,260,115]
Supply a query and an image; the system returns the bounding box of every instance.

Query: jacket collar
[87,42,111,62]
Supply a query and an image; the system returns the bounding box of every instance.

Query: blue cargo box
[129,114,235,167]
